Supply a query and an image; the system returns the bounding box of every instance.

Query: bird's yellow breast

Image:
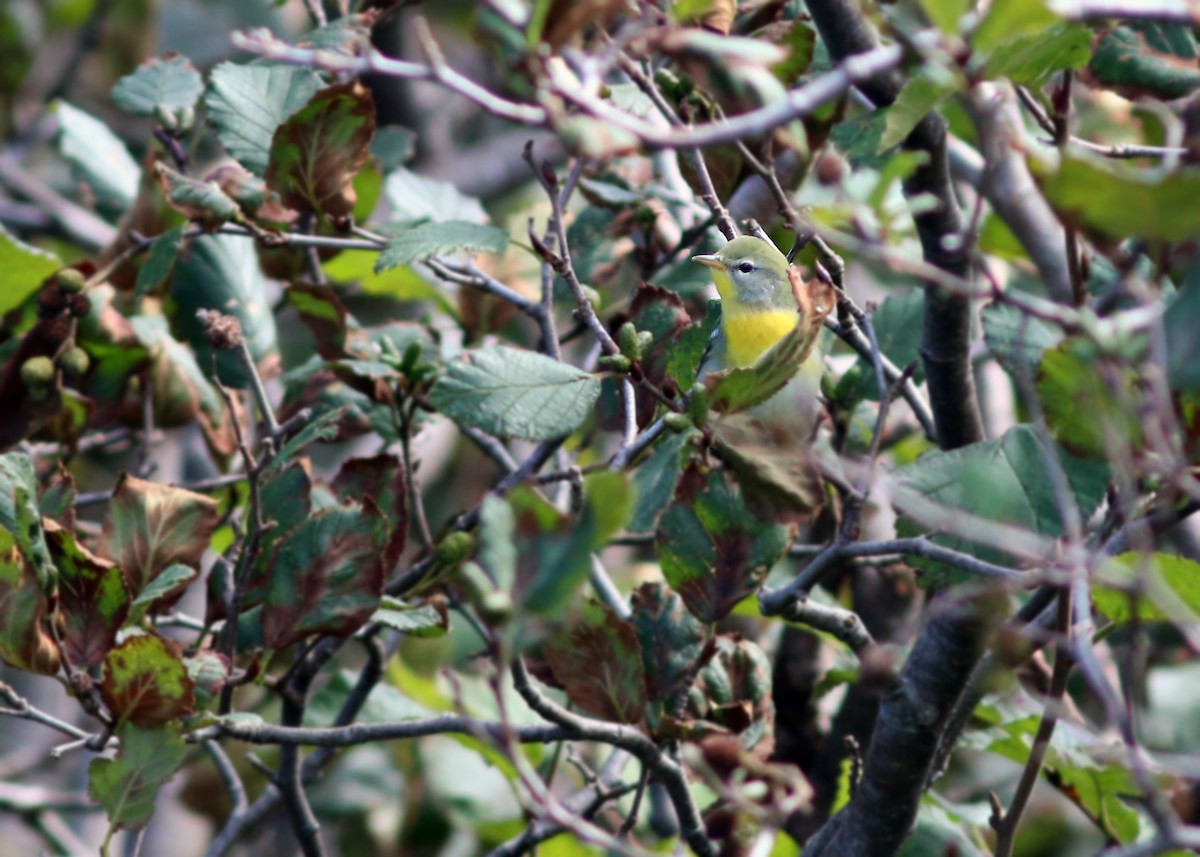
[722,309,799,368]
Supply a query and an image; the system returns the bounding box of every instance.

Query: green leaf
[981,302,1062,377]
[629,430,692,534]
[155,163,241,227]
[878,71,959,153]
[520,472,634,615]
[981,22,1092,87]
[100,474,219,599]
[323,249,458,318]
[47,524,129,669]
[0,226,60,315]
[1089,25,1200,100]
[204,63,324,177]
[171,233,279,387]
[477,494,517,594]
[239,459,315,614]
[1094,552,1200,626]
[263,407,346,475]
[1036,339,1141,459]
[1166,277,1200,393]
[657,464,794,623]
[543,600,648,724]
[99,635,196,727]
[53,100,139,209]
[260,501,387,650]
[705,314,814,414]
[1033,152,1200,244]
[370,125,416,171]
[837,291,925,404]
[111,54,203,117]
[88,722,187,836]
[372,596,448,638]
[133,227,184,299]
[429,346,601,441]
[384,167,488,224]
[893,425,1110,578]
[972,0,1058,55]
[266,81,376,218]
[630,582,708,702]
[0,529,60,675]
[375,221,508,271]
[129,563,197,622]
[0,453,55,588]
[917,0,969,33]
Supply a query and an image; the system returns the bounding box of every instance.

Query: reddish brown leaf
[100,474,219,598]
[46,521,130,669]
[543,601,648,725]
[100,635,196,727]
[331,454,408,568]
[265,81,376,218]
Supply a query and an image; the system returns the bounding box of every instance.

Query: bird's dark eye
[737,262,754,273]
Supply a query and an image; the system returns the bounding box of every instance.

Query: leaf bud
[663,412,693,433]
[55,268,87,294]
[618,321,641,359]
[59,346,90,377]
[434,531,476,567]
[21,356,56,389]
[598,354,632,373]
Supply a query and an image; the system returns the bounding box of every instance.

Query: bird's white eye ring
[737,262,754,273]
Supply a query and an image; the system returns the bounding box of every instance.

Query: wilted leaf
[375,221,508,271]
[260,501,387,650]
[88,722,187,834]
[430,346,601,441]
[0,226,61,315]
[266,81,376,218]
[657,465,794,623]
[332,454,408,567]
[111,54,203,118]
[687,634,774,750]
[712,416,824,525]
[630,582,709,702]
[0,529,60,675]
[205,63,324,177]
[543,600,647,724]
[53,101,139,209]
[155,163,241,229]
[100,635,196,727]
[100,473,219,598]
[47,523,129,669]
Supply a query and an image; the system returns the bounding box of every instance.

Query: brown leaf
[100,474,219,598]
[266,82,376,218]
[543,601,649,725]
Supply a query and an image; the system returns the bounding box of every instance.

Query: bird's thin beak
[692,254,722,270]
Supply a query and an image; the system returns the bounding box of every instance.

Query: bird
[692,234,832,439]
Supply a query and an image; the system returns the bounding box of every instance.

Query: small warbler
[693,235,830,438]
